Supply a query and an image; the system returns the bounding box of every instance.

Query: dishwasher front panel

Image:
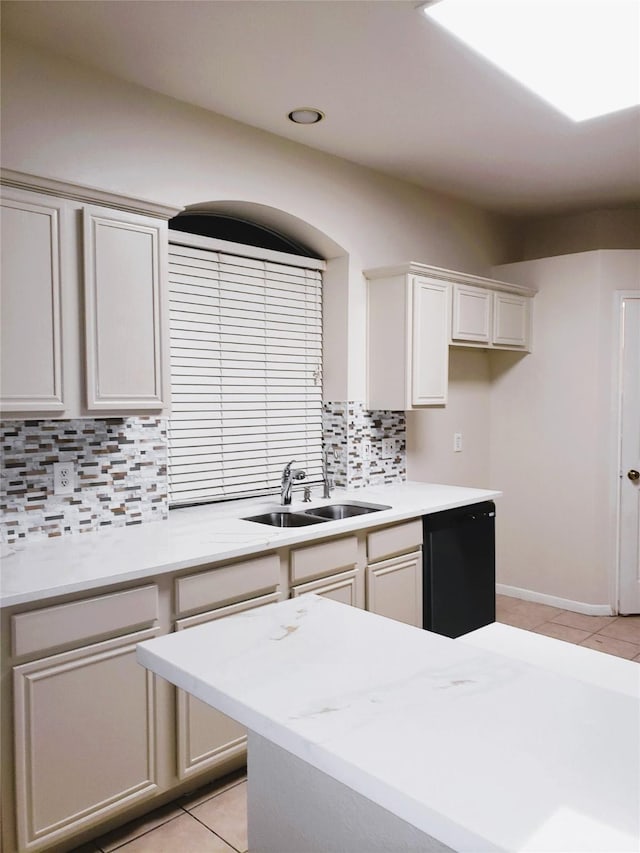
[423,502,496,639]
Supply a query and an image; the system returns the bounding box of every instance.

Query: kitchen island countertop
[0,481,499,608]
[137,594,640,853]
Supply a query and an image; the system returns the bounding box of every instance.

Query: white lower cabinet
[13,628,160,852]
[366,551,423,628]
[6,585,162,853]
[289,535,364,609]
[3,519,427,852]
[290,569,360,606]
[366,519,423,628]
[175,592,280,780]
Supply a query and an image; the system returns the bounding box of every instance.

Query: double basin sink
[244,501,391,527]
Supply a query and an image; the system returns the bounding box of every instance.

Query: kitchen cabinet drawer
[291,569,360,608]
[290,536,358,584]
[175,554,281,616]
[11,585,159,658]
[367,520,422,563]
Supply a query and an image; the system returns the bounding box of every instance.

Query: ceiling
[2,0,639,216]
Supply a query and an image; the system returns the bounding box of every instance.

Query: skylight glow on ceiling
[422,0,640,122]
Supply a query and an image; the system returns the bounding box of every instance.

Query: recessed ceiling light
[288,108,325,125]
[421,0,640,122]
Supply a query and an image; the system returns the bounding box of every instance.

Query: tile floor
[495,594,640,661]
[72,597,640,853]
[75,770,249,853]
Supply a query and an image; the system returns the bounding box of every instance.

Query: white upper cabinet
[367,266,450,410]
[83,206,168,411]
[492,291,530,348]
[0,190,66,413]
[451,284,492,344]
[450,280,533,351]
[366,262,535,410]
[0,171,180,418]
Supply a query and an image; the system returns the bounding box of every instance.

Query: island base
[247,733,453,853]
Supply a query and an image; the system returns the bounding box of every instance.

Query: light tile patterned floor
[495,594,640,661]
[73,597,640,852]
[75,771,249,853]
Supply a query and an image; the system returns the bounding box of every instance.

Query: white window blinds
[167,235,324,507]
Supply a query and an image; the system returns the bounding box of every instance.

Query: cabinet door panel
[0,193,64,412]
[84,206,168,410]
[367,551,422,628]
[411,277,449,406]
[452,284,491,343]
[175,595,279,780]
[493,293,530,348]
[13,629,159,851]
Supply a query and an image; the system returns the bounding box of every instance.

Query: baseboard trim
[496,584,614,616]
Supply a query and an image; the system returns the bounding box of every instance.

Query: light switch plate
[382,438,395,459]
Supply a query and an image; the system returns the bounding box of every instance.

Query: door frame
[611,291,640,614]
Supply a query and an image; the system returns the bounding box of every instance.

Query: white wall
[1,36,510,408]
[490,250,640,609]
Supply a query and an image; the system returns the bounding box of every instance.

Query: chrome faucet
[281,459,306,505]
[322,450,334,499]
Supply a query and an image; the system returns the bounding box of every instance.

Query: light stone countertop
[137,594,640,853]
[0,481,499,608]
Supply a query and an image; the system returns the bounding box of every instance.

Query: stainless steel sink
[243,511,328,527]
[302,501,391,520]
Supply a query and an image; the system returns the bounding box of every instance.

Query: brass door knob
[628,469,640,481]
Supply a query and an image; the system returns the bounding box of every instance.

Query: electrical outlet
[53,462,75,495]
[382,438,395,459]
[453,432,463,453]
[362,440,372,461]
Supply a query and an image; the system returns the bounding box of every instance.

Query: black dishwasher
[422,501,495,638]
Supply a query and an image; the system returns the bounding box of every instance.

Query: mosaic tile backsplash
[323,402,406,489]
[0,418,168,545]
[0,405,404,546]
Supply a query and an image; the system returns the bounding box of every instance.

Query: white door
[618,295,640,614]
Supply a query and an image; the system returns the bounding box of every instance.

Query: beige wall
[1,36,512,405]
[490,250,640,608]
[407,348,492,488]
[4,38,637,609]
[512,207,640,261]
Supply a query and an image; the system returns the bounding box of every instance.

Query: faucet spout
[281,459,306,505]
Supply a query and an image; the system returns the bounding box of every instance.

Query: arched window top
[169,212,323,259]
